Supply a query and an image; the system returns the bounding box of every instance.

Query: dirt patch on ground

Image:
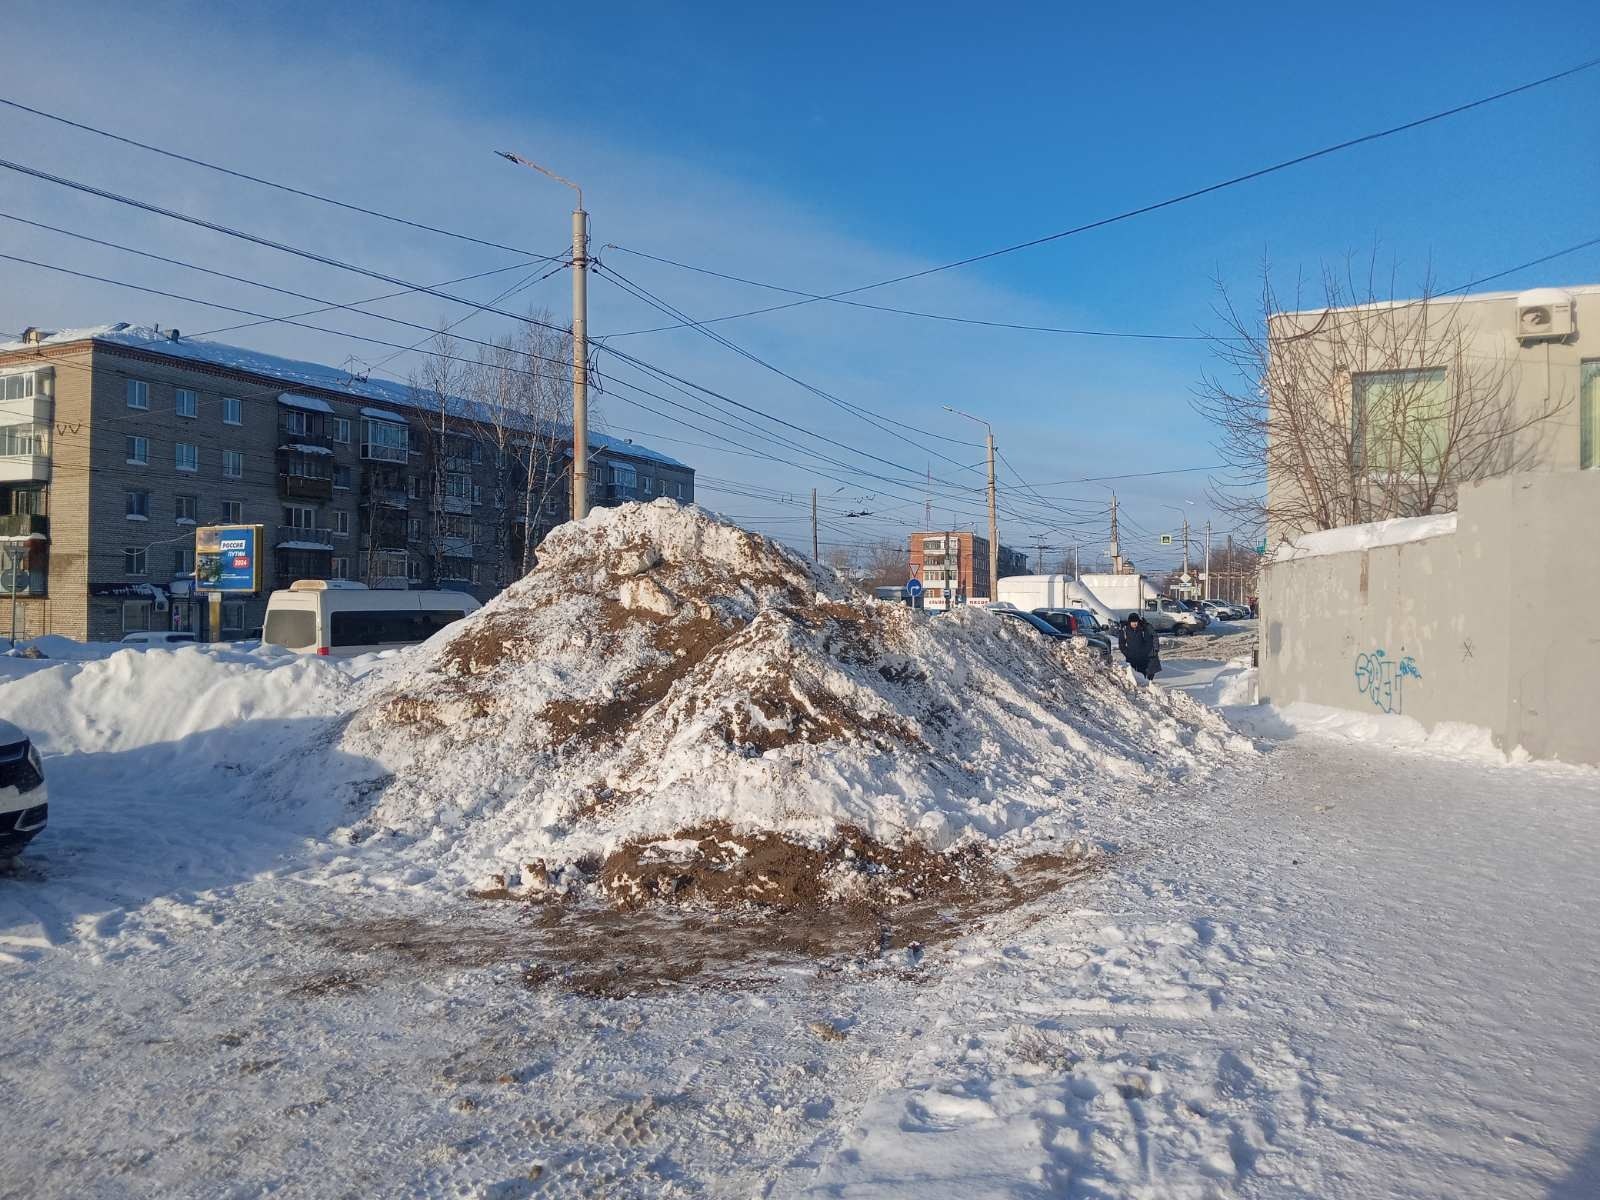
[299,848,1103,1000]
[598,821,983,910]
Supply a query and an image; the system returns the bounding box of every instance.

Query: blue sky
[3,1,1597,571]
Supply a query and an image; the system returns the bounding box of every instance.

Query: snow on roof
[360,407,407,423]
[1272,512,1458,563]
[0,323,689,469]
[276,539,335,551]
[1277,282,1600,318]
[278,393,334,414]
[280,443,334,456]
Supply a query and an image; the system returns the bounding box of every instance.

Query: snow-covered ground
[3,636,1598,1197]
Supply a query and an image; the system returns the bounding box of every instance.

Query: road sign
[195,524,265,593]
[1160,534,1173,545]
[905,578,924,600]
[1181,573,1193,585]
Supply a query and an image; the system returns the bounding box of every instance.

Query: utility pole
[811,488,819,562]
[944,407,997,600]
[1226,533,1234,602]
[1072,542,1079,580]
[1112,497,1122,573]
[1203,520,1212,600]
[497,151,588,520]
[1182,515,1191,584]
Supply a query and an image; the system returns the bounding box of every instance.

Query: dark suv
[0,719,48,861]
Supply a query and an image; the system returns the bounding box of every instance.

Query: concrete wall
[1259,470,1600,766]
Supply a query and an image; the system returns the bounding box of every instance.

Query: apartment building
[1265,283,1600,541]
[906,530,1027,607]
[0,323,692,642]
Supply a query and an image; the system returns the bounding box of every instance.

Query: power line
[603,56,1600,333]
[0,93,564,261]
[604,245,1220,341]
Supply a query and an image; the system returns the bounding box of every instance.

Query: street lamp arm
[496,151,583,210]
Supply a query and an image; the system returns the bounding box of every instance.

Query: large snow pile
[1272,512,1457,562]
[340,501,1250,902]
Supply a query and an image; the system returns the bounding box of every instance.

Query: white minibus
[261,580,480,657]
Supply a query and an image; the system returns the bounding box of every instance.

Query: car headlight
[26,742,42,775]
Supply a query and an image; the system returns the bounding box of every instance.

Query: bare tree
[1196,253,1566,542]
[460,313,573,587]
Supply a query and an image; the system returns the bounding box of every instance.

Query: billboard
[195,524,264,594]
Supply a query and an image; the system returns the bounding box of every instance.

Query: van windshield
[329,609,465,648]
[263,609,317,649]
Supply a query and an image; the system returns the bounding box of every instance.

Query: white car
[120,631,198,646]
[0,718,47,861]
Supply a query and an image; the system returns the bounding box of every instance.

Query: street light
[943,406,998,601]
[497,151,589,521]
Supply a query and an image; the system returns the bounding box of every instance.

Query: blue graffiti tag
[1354,648,1420,714]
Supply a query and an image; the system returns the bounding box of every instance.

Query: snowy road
[3,691,1598,1196]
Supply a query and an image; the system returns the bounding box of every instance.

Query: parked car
[1031,607,1114,652]
[262,580,481,657]
[986,605,1072,641]
[0,719,47,862]
[120,631,198,646]
[1140,596,1207,635]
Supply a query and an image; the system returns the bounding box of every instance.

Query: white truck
[1076,573,1207,634]
[993,574,1119,628]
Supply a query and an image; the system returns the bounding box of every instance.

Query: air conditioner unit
[1514,289,1575,343]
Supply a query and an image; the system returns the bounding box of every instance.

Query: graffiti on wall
[1354,648,1421,714]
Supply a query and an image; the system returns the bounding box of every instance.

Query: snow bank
[1272,512,1457,563]
[339,501,1251,894]
[1229,700,1537,765]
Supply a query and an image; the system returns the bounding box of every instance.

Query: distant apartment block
[0,324,693,642]
[906,530,1027,606]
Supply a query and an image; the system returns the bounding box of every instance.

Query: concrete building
[1266,283,1600,543]
[906,530,1027,606]
[0,323,692,642]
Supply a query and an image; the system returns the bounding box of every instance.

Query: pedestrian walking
[1119,612,1160,682]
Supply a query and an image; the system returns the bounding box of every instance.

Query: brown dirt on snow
[597,821,980,910]
[299,847,1102,999]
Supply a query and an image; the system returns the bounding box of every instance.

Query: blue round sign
[905,578,924,599]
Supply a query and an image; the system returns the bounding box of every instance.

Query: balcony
[276,527,336,551]
[278,428,334,452]
[278,473,334,501]
[360,509,408,551]
[0,454,49,485]
[0,513,47,540]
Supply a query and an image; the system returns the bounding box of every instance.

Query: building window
[332,510,350,537]
[283,504,316,531]
[610,463,637,489]
[406,556,422,582]
[126,379,149,410]
[676,481,687,500]
[333,464,353,490]
[126,435,149,465]
[445,472,473,501]
[1352,368,1450,474]
[221,601,245,634]
[408,517,422,541]
[331,556,350,580]
[282,409,311,437]
[409,475,423,500]
[175,388,198,418]
[221,499,243,523]
[175,442,198,473]
[223,397,242,425]
[223,449,243,479]
[175,494,198,524]
[126,490,149,520]
[122,599,153,630]
[173,547,194,577]
[123,546,147,575]
[1581,360,1599,470]
[1,372,36,401]
[362,419,409,463]
[332,417,351,444]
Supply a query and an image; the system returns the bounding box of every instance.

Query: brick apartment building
[0,323,692,642]
[906,530,1027,607]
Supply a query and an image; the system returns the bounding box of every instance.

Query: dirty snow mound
[339,501,1248,899]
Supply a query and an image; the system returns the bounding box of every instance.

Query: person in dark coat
[1119,612,1160,680]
